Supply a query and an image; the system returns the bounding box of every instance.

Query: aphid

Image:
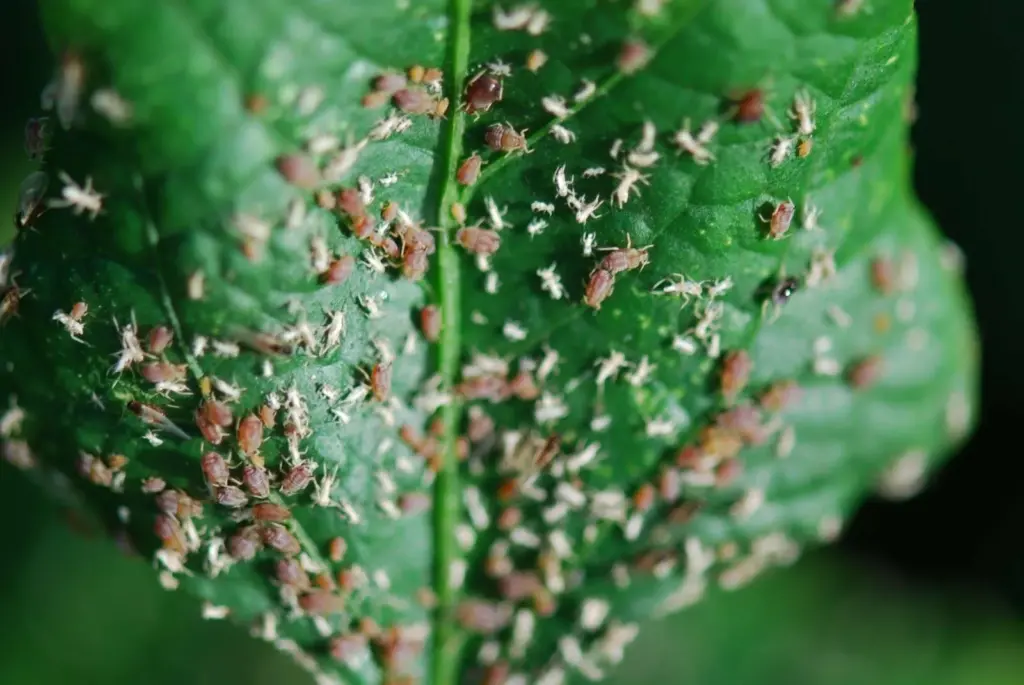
[870,256,896,294]
[423,67,444,85]
[275,154,321,189]
[238,464,270,498]
[450,201,467,224]
[574,195,604,224]
[408,64,426,83]
[581,232,597,257]
[671,119,715,165]
[373,71,407,94]
[457,599,513,634]
[24,117,51,161]
[277,558,310,589]
[598,236,651,273]
[392,88,435,115]
[140,361,187,385]
[237,414,264,456]
[769,135,796,168]
[484,122,530,153]
[760,380,801,412]
[253,502,292,522]
[299,589,346,615]
[526,219,548,238]
[761,199,795,239]
[732,88,765,123]
[17,172,49,228]
[280,462,314,496]
[720,350,752,402]
[228,525,262,560]
[526,49,548,72]
[216,485,249,508]
[370,363,392,402]
[42,51,86,129]
[420,305,442,342]
[201,451,231,488]
[457,154,483,186]
[464,72,504,114]
[610,165,650,208]
[49,171,104,219]
[154,513,188,554]
[261,523,301,556]
[320,256,355,286]
[129,400,190,439]
[617,38,650,74]
[456,226,501,255]
[797,138,813,157]
[200,399,233,427]
[583,268,616,310]
[790,89,816,136]
[847,355,883,389]
[146,326,174,354]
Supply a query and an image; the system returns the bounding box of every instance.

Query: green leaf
[0,0,977,683]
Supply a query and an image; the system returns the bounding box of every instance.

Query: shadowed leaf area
[0,0,977,683]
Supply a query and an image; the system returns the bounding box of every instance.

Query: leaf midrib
[431,0,472,681]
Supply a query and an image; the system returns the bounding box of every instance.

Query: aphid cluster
[363,64,447,118]
[583,236,651,310]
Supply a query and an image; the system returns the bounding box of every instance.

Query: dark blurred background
[2,1,1023,683]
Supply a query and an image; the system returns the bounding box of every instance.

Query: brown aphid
[484,123,530,153]
[215,485,249,508]
[870,256,896,294]
[455,226,501,255]
[399,424,426,452]
[508,370,540,400]
[280,462,314,496]
[79,453,112,486]
[525,49,548,72]
[228,525,263,560]
[329,536,348,563]
[201,451,230,488]
[451,201,467,224]
[140,361,187,384]
[362,89,391,109]
[599,241,651,274]
[370,362,392,402]
[374,72,407,93]
[276,558,310,589]
[276,153,321,190]
[330,634,369,664]
[315,572,335,590]
[393,88,435,115]
[201,399,233,427]
[320,255,356,285]
[715,404,768,444]
[419,304,442,342]
[399,492,431,515]
[617,38,651,74]
[141,477,166,494]
[456,154,483,186]
[237,414,264,456]
[720,350,753,402]
[455,436,470,461]
[70,301,88,320]
[1,285,24,325]
[533,588,557,617]
[760,380,801,412]
[315,188,336,210]
[668,501,703,524]
[258,404,276,429]
[402,246,430,280]
[154,513,187,553]
[253,501,292,521]
[196,414,224,445]
[431,97,450,119]
[467,408,495,443]
[633,483,656,512]
[261,523,301,555]
[337,188,366,218]
[847,355,883,389]
[245,93,269,114]
[107,453,129,471]
[797,138,813,157]
[423,67,443,84]
[464,73,504,114]
[699,424,744,460]
[658,467,681,501]
[497,506,522,531]
[457,599,513,633]
[243,464,271,498]
[147,326,174,354]
[155,489,201,519]
[732,88,765,123]
[763,199,795,239]
[583,268,616,310]
[457,374,509,402]
[496,478,519,502]
[300,589,346,615]
[715,457,743,487]
[499,571,542,600]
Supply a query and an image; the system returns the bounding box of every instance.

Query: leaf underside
[0,1,977,684]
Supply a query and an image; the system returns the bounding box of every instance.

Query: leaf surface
[0,0,977,683]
